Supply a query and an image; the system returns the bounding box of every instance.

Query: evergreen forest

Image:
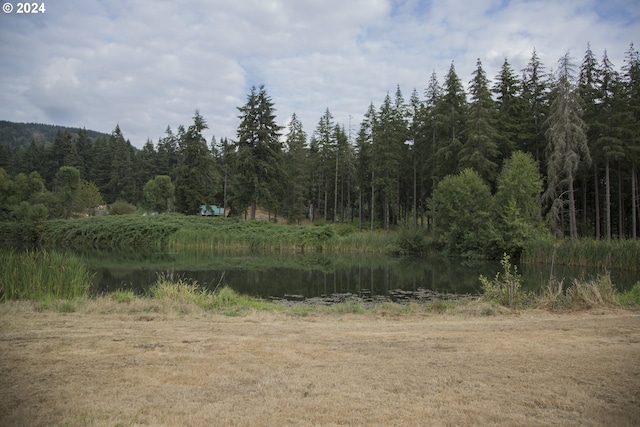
[1,44,639,258]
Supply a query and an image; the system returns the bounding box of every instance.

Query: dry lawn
[1,301,639,426]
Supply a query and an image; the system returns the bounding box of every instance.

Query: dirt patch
[1,304,639,426]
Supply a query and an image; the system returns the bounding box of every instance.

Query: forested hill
[0,120,110,149]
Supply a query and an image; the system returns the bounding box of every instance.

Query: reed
[522,237,640,271]
[0,249,92,301]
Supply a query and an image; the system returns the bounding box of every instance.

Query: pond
[75,248,639,300]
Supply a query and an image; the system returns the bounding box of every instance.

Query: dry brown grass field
[1,300,639,426]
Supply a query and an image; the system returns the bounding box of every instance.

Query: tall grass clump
[538,274,619,311]
[148,273,209,305]
[0,249,91,301]
[147,272,279,315]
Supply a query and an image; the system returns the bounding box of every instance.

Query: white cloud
[0,0,637,147]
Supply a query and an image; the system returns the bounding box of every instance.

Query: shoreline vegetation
[2,214,639,267]
[2,247,639,313]
[1,215,639,311]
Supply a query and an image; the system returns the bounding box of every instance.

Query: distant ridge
[0,120,111,149]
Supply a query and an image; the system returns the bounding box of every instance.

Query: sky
[0,0,638,148]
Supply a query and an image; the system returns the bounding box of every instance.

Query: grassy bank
[522,237,640,271]
[35,215,395,252]
[4,262,636,316]
[0,249,91,301]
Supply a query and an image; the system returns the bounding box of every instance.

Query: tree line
[1,44,639,245]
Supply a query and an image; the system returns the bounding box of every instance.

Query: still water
[76,248,638,299]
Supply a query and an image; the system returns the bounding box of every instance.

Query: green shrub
[618,283,640,307]
[394,227,428,255]
[109,200,137,215]
[429,169,498,258]
[479,253,523,309]
[59,300,76,313]
[111,289,137,303]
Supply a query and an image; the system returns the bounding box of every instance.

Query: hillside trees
[1,43,639,243]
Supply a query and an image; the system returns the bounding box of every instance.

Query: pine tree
[408,88,424,226]
[544,53,591,239]
[460,58,502,184]
[373,89,408,230]
[283,113,309,223]
[433,62,466,182]
[579,43,603,238]
[522,49,550,163]
[107,125,136,204]
[422,71,441,206]
[309,108,335,222]
[234,85,283,219]
[493,58,525,157]
[156,126,179,179]
[48,130,80,183]
[622,43,640,238]
[174,111,218,215]
[355,103,376,230]
[135,139,159,203]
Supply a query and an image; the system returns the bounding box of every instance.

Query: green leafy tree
[143,175,175,213]
[544,52,591,239]
[10,201,48,243]
[429,168,496,258]
[495,151,544,255]
[0,168,15,219]
[72,180,105,216]
[174,111,218,215]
